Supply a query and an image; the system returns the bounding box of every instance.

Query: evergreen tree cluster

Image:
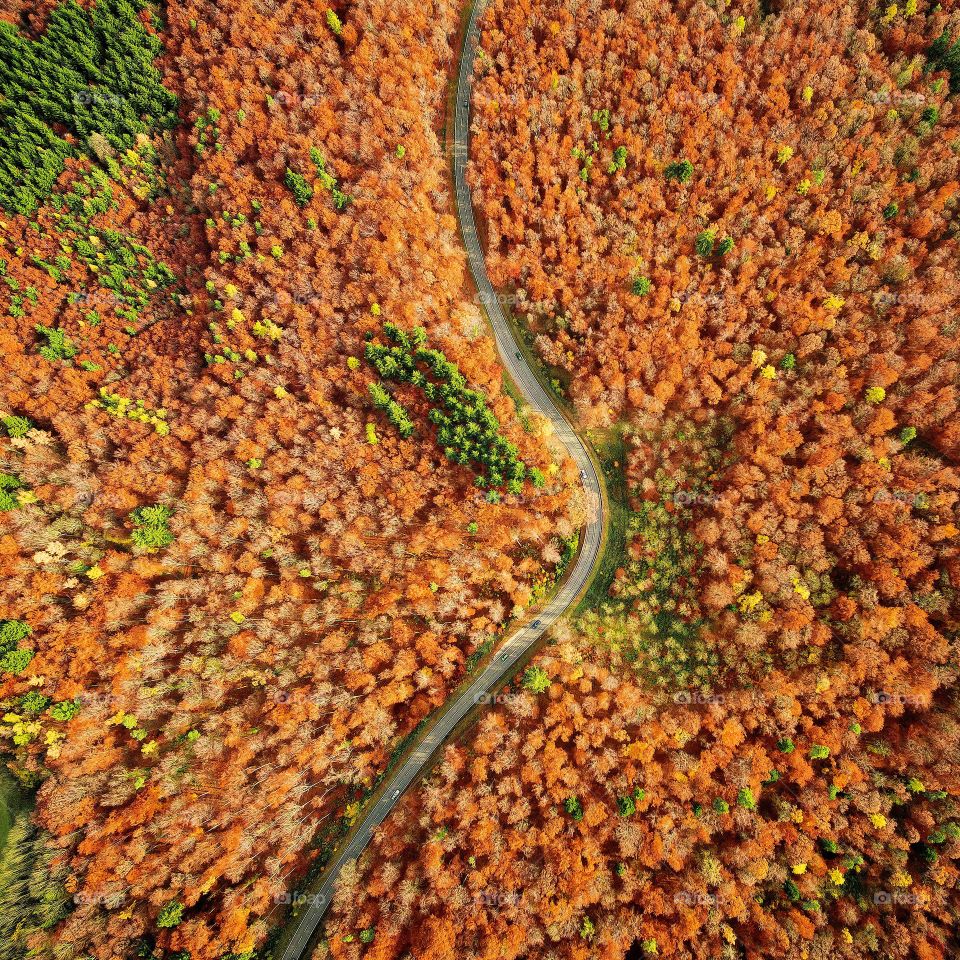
[368,382,414,438]
[365,323,530,492]
[926,29,960,95]
[0,0,178,214]
[0,620,33,675]
[128,503,174,549]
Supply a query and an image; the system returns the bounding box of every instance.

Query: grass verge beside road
[576,425,631,615]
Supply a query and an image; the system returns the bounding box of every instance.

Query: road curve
[279,3,605,957]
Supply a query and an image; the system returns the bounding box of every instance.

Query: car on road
[500,652,509,661]
[515,350,522,359]
[531,619,541,628]
[392,789,400,800]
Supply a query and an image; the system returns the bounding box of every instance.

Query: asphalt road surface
[280,3,605,956]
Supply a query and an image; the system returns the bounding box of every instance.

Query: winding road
[279,3,606,956]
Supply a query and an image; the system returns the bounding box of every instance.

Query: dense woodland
[321,0,960,959]
[0,0,577,956]
[3,0,960,958]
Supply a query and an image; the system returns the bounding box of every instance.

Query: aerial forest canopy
[325,1,960,959]
[0,0,575,955]
[0,0,959,958]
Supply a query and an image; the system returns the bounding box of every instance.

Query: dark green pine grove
[0,0,178,214]
[925,28,960,93]
[365,323,545,495]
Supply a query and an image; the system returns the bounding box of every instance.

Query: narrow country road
[279,3,606,957]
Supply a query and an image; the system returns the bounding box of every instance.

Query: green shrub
[924,30,960,95]
[1,414,31,438]
[664,159,694,183]
[564,796,584,821]
[129,503,174,550]
[607,145,627,173]
[0,817,70,954]
[1,648,33,675]
[631,276,652,296]
[35,325,77,362]
[522,666,551,693]
[325,9,343,36]
[49,698,82,722]
[365,323,529,491]
[0,620,31,653]
[156,900,184,929]
[19,692,50,715]
[284,167,314,206]
[0,626,34,681]
[310,147,352,210]
[0,472,23,512]
[368,382,414,439]
[695,229,716,257]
